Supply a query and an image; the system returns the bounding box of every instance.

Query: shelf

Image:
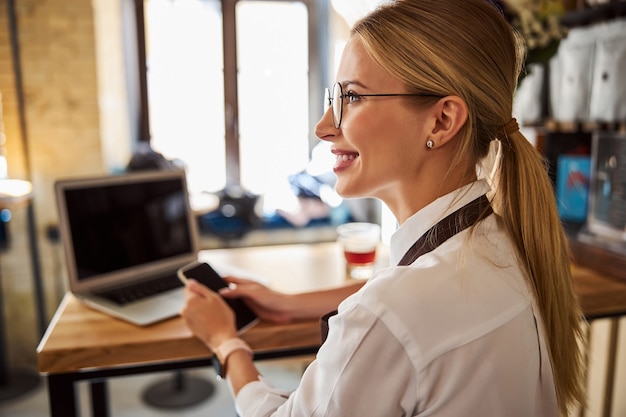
[561,1,626,28]
[542,120,626,134]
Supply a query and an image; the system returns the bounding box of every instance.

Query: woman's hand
[181,279,238,350]
[219,276,365,323]
[219,277,296,323]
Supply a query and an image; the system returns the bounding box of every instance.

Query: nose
[315,107,337,141]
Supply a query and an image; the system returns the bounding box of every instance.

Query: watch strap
[213,338,253,379]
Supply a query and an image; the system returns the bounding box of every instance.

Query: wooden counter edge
[37,295,322,374]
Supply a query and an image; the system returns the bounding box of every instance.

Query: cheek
[343,109,393,147]
[359,135,419,181]
[371,130,424,182]
[347,112,419,155]
[342,104,425,171]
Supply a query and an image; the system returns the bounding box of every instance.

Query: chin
[335,182,368,199]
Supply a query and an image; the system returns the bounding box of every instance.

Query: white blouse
[235,180,558,417]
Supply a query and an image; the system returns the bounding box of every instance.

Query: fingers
[250,305,292,324]
[223,276,259,287]
[180,283,238,348]
[219,278,262,298]
[184,279,214,299]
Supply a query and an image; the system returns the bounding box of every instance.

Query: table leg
[602,318,619,417]
[91,380,110,417]
[47,373,79,417]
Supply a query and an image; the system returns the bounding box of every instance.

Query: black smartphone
[178,261,259,333]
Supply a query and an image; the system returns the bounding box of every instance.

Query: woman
[181,1,586,415]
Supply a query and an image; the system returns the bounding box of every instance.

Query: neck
[387,170,477,225]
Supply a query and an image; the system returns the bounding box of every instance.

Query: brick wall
[0,0,130,369]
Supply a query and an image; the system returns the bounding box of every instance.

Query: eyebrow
[341,80,368,90]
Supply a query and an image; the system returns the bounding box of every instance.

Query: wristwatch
[212,338,253,379]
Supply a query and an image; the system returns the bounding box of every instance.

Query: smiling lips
[334,152,359,171]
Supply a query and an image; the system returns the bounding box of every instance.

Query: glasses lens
[332,83,342,128]
[324,88,331,114]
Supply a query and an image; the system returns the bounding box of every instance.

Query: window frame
[134,0,330,188]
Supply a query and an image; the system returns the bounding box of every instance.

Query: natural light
[145,0,310,208]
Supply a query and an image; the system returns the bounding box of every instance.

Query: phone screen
[178,262,259,332]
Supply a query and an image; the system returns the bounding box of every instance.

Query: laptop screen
[55,170,199,291]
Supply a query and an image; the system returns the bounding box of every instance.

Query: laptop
[55,169,200,326]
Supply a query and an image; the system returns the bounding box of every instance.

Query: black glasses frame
[324,82,440,128]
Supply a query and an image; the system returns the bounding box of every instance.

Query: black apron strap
[397,194,492,266]
[320,194,493,344]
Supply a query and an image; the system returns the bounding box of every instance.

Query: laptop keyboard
[96,272,183,305]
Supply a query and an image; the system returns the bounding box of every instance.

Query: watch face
[212,354,225,379]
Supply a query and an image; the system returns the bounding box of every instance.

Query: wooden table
[37,242,353,417]
[37,242,626,417]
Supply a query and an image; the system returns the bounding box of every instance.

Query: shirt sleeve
[234,303,418,417]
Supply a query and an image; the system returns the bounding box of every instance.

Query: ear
[427,96,468,148]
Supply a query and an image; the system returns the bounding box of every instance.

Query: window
[236,1,309,195]
[140,0,327,205]
[144,0,226,193]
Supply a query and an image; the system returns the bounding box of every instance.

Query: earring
[426,140,434,149]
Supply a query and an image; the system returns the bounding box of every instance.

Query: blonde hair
[353,1,586,415]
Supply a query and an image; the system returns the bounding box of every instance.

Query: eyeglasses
[324,82,440,129]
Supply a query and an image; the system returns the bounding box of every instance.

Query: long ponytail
[492,128,587,415]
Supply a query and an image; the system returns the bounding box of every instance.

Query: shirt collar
[389,179,491,265]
